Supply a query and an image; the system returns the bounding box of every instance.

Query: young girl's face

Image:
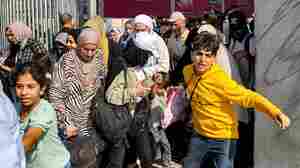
[66,35,77,49]
[16,72,43,109]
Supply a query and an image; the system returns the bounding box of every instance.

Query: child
[149,72,172,167]
[183,32,290,168]
[15,65,70,168]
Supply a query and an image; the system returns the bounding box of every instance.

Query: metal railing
[0,0,79,49]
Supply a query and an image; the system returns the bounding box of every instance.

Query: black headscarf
[105,38,151,91]
[123,38,151,68]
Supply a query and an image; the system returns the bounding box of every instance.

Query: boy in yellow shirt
[183,32,290,168]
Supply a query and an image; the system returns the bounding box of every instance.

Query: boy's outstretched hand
[275,113,291,130]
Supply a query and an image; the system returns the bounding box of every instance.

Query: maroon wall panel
[104,0,171,18]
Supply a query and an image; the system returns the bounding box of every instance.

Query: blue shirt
[0,93,25,168]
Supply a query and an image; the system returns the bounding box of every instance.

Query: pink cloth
[78,28,100,46]
[161,87,187,128]
[6,22,32,42]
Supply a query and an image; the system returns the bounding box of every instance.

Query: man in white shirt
[0,81,25,168]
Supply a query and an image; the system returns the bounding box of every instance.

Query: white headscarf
[134,14,153,30]
[197,24,217,35]
[134,32,158,57]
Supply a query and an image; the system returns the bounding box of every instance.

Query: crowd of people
[0,9,290,168]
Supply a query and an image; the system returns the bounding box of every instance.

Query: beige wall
[255,0,300,167]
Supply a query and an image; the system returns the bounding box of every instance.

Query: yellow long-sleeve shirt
[183,64,281,139]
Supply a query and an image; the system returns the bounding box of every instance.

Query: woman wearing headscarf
[93,39,152,168]
[51,30,78,63]
[133,14,170,79]
[83,16,109,65]
[0,22,49,102]
[119,19,135,49]
[48,28,106,167]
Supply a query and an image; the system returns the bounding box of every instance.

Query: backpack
[232,33,255,89]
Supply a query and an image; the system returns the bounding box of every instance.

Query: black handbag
[91,70,131,144]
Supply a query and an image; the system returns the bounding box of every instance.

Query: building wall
[103,0,171,18]
[0,0,79,49]
[102,0,254,18]
[224,0,254,16]
[255,0,300,167]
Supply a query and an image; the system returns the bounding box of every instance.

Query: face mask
[133,31,155,52]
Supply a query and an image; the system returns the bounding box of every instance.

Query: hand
[0,64,12,72]
[275,113,290,130]
[65,126,78,138]
[151,84,160,94]
[135,81,150,97]
[56,104,65,113]
[153,73,160,81]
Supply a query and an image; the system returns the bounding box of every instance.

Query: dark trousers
[126,98,156,167]
[165,121,193,163]
[184,131,237,168]
[100,139,127,168]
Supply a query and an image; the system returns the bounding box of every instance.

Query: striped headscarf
[6,22,32,42]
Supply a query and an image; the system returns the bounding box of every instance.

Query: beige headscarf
[83,16,109,65]
[77,28,100,46]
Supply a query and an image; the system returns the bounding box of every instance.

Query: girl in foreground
[16,65,70,168]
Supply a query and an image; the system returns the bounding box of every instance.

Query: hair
[125,19,134,26]
[5,27,10,32]
[15,64,49,89]
[70,136,98,168]
[191,31,220,56]
[63,28,79,42]
[60,13,73,26]
[153,71,169,88]
[225,9,247,31]
[34,51,52,72]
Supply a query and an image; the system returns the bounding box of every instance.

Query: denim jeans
[184,131,237,168]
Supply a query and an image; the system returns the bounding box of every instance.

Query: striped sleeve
[48,60,72,128]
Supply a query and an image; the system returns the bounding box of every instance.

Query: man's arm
[0,64,13,72]
[212,72,290,129]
